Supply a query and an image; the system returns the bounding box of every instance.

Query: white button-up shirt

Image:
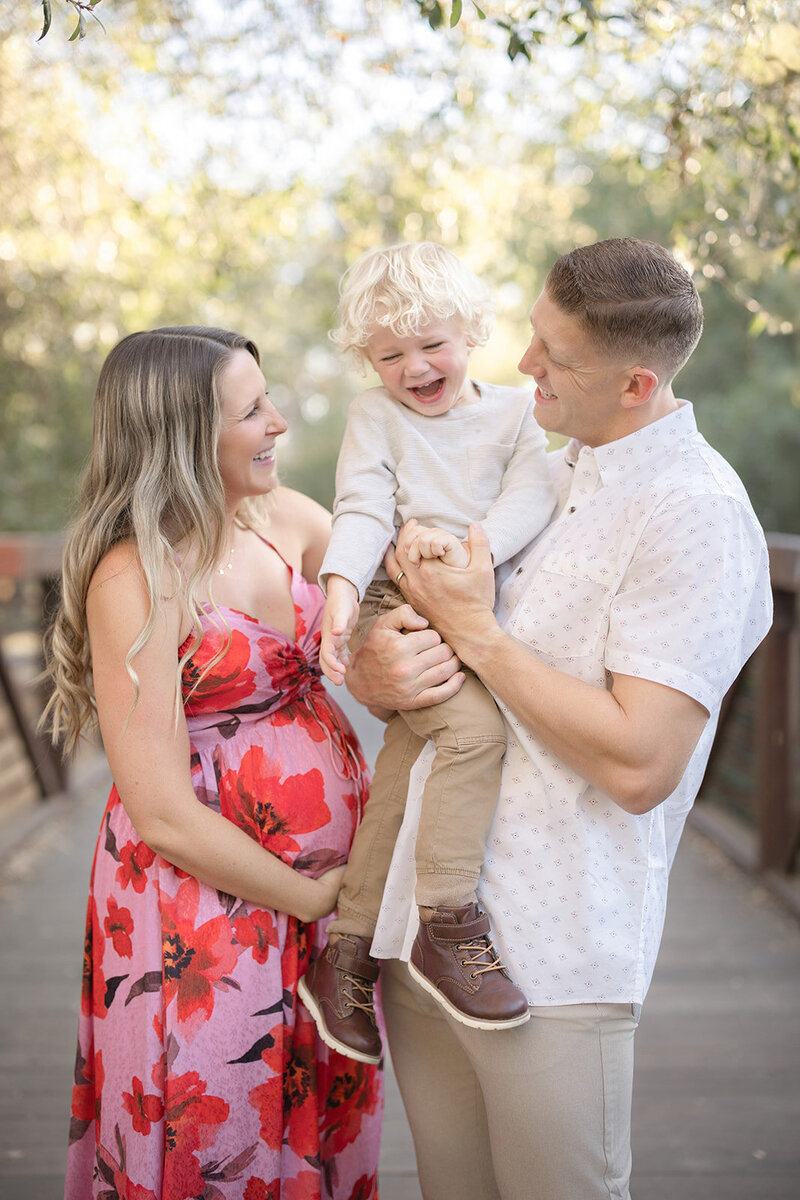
[372,403,772,1005]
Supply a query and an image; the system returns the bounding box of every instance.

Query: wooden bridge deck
[1,695,799,1199]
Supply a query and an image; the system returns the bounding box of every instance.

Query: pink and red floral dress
[65,554,382,1200]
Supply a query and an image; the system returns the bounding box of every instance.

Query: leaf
[450,0,463,27]
[473,3,486,16]
[253,998,285,1017]
[125,970,162,1004]
[104,812,120,861]
[214,975,242,991]
[38,0,52,42]
[104,973,129,1009]
[68,10,87,41]
[292,847,348,877]
[228,1031,276,1064]
[68,1115,92,1145]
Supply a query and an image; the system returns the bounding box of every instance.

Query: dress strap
[249,528,295,578]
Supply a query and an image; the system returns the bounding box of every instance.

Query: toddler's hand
[405,523,470,569]
[320,577,360,686]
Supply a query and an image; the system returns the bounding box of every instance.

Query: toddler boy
[298,242,555,1063]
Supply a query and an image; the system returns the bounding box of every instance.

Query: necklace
[217,544,236,575]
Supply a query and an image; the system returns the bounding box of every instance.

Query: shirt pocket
[509,551,615,665]
[466,444,513,500]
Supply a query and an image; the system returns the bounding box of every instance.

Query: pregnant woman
[46,326,382,1199]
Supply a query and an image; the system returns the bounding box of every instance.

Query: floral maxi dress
[65,556,383,1200]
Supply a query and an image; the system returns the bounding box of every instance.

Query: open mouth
[253,448,275,463]
[410,378,446,404]
[536,385,558,402]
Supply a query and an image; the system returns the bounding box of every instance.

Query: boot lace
[457,936,508,979]
[342,974,377,1023]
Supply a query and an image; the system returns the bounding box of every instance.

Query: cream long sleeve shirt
[319,381,556,598]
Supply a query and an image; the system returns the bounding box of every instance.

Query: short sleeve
[604,493,772,712]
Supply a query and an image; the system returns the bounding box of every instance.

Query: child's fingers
[320,647,346,686]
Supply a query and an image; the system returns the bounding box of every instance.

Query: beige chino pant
[329,580,507,938]
[381,958,639,1200]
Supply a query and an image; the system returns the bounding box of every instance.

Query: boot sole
[407,960,532,1030]
[297,977,382,1065]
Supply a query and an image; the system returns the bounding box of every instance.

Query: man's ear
[621,367,659,410]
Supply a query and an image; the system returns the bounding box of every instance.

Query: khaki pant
[381,958,639,1200]
[328,579,507,939]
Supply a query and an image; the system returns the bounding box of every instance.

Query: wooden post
[755,586,796,872]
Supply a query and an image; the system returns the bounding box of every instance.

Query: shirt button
[568,506,577,514]
[516,567,524,574]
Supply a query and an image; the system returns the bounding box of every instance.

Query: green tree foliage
[6,1,799,534]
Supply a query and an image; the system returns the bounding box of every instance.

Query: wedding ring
[395,570,405,584]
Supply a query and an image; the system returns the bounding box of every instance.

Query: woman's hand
[302,865,347,922]
[346,603,464,713]
[386,521,498,660]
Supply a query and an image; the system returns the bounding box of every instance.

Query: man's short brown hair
[545,238,703,383]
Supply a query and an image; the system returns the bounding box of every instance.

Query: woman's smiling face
[216,348,288,507]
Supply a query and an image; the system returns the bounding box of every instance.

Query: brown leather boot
[298,935,382,1064]
[408,903,530,1029]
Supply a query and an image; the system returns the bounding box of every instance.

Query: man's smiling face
[518,290,635,447]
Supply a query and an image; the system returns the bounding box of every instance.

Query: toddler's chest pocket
[466,444,512,500]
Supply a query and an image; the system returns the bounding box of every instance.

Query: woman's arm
[386,524,708,815]
[87,544,343,922]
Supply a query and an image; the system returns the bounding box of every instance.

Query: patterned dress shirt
[372,402,772,1005]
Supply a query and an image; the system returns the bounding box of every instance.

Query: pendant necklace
[217,544,236,575]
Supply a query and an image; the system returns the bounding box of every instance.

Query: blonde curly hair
[330,241,495,366]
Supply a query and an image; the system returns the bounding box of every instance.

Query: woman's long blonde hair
[45,325,270,755]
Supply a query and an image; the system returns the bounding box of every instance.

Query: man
[346,238,772,1200]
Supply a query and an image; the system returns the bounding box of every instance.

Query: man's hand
[387,521,497,658]
[346,603,464,714]
[320,576,360,686]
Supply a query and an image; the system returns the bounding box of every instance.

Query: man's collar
[563,402,697,485]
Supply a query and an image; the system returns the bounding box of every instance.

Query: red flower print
[116,840,156,894]
[247,1019,317,1156]
[284,1170,324,1200]
[271,689,368,785]
[163,1069,229,1200]
[104,896,134,958]
[258,636,316,698]
[217,744,330,860]
[244,1180,279,1200]
[161,877,239,1027]
[183,626,256,713]
[347,1175,378,1200]
[81,898,103,1017]
[248,1075,283,1150]
[320,1060,381,1157]
[68,1045,98,1144]
[122,1075,164,1136]
[233,908,279,964]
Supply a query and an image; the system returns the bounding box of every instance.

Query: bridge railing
[0,534,67,805]
[694,532,800,915]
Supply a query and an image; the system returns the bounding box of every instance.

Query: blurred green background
[2,0,799,535]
